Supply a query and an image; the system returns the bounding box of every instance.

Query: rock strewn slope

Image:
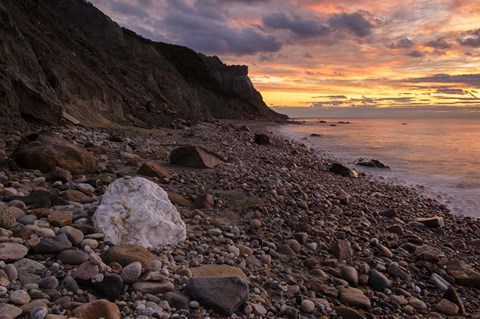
[0,0,286,128]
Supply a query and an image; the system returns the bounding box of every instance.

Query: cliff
[0,0,286,128]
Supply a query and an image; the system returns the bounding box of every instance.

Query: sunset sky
[89,0,480,113]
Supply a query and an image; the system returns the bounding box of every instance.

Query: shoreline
[0,121,479,318]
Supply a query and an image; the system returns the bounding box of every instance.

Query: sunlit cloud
[88,0,480,110]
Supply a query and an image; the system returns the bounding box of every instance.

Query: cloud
[387,37,414,49]
[405,73,480,87]
[327,12,374,37]
[407,50,424,57]
[435,88,466,95]
[161,1,282,55]
[458,29,480,47]
[425,37,451,50]
[110,1,148,18]
[262,13,331,38]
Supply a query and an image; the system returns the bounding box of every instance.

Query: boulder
[170,146,224,169]
[186,265,249,315]
[93,177,186,247]
[353,158,391,169]
[137,161,172,179]
[72,299,121,319]
[254,133,272,145]
[330,163,358,178]
[446,260,480,288]
[416,216,444,228]
[187,276,249,315]
[12,131,96,174]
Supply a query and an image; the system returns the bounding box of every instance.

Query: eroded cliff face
[0,0,286,128]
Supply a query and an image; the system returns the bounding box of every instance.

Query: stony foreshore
[0,121,480,319]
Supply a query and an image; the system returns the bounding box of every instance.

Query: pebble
[120,261,142,283]
[300,300,315,313]
[10,289,31,305]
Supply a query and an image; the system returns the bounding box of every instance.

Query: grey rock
[430,273,450,292]
[29,306,48,319]
[13,259,45,284]
[368,269,392,292]
[60,226,85,246]
[186,276,249,315]
[387,262,411,281]
[33,233,72,254]
[38,276,59,289]
[120,262,142,284]
[164,292,190,310]
[57,249,89,265]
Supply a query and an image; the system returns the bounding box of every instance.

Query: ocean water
[276,118,480,217]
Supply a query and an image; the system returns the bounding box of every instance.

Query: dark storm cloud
[425,37,451,50]
[327,12,374,37]
[387,37,414,49]
[458,29,480,47]
[407,50,424,57]
[163,13,281,55]
[159,0,281,55]
[405,73,480,87]
[110,1,148,18]
[262,13,332,38]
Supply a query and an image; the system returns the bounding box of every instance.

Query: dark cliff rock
[0,0,286,128]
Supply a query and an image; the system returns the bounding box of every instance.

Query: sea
[276,118,480,218]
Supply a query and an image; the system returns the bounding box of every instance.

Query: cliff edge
[0,0,286,128]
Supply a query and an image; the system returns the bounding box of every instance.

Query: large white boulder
[93,177,186,247]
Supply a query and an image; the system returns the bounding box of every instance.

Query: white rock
[93,177,186,247]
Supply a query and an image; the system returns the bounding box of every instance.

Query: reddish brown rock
[332,239,353,260]
[167,192,192,207]
[137,161,172,179]
[61,189,88,202]
[48,211,73,227]
[12,131,96,174]
[170,146,224,169]
[72,299,121,319]
[101,244,158,267]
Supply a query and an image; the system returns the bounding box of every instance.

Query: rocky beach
[1,121,479,319]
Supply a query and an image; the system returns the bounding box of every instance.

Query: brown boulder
[446,260,480,288]
[72,299,120,319]
[48,211,73,227]
[101,244,158,267]
[254,133,272,145]
[137,161,172,179]
[170,146,224,169]
[191,264,249,283]
[12,131,96,174]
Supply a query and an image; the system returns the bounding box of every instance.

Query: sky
[88,0,480,115]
